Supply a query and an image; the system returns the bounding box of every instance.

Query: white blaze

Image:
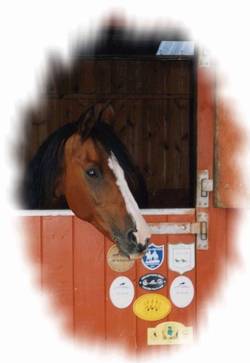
[108,152,151,245]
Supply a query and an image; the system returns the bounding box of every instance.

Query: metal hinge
[149,212,208,249]
[199,47,211,67]
[196,170,213,208]
[196,212,208,250]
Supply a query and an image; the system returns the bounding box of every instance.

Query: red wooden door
[21,210,196,355]
[20,61,242,355]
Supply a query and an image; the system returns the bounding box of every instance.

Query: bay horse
[21,104,151,258]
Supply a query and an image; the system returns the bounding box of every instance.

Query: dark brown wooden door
[24,58,195,208]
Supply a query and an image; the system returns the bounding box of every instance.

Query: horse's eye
[86,167,99,178]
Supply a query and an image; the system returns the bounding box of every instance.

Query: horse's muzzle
[115,231,149,259]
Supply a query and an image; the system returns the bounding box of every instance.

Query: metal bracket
[196,212,208,250]
[149,212,208,250]
[196,170,213,208]
[149,222,200,235]
[198,47,211,67]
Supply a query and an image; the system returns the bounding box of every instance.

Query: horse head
[54,104,151,258]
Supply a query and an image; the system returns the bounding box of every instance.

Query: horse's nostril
[127,229,137,245]
[136,243,147,253]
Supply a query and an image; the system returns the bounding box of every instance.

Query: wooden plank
[42,216,74,334]
[124,101,136,157]
[112,99,129,147]
[197,68,214,174]
[128,100,142,160]
[95,60,111,94]
[177,98,190,189]
[126,60,137,95]
[77,60,96,94]
[110,60,127,94]
[132,60,143,94]
[21,216,42,287]
[73,217,106,343]
[139,100,152,191]
[149,101,165,195]
[215,101,250,207]
[152,61,165,95]
[166,98,190,189]
[140,61,158,94]
[196,66,227,331]
[163,61,191,94]
[46,94,191,100]
[196,208,227,329]
[226,209,241,272]
[166,99,177,189]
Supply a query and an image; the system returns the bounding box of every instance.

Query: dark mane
[21,122,77,209]
[21,118,148,209]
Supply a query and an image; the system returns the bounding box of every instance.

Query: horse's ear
[76,102,115,140]
[98,102,115,124]
[76,105,98,140]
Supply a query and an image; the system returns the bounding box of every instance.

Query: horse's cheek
[63,168,93,221]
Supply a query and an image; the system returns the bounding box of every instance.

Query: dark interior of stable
[21,27,197,209]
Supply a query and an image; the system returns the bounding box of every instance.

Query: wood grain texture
[24,58,194,208]
[21,204,240,354]
[73,217,106,343]
[215,101,250,207]
[21,216,42,287]
[42,216,74,334]
[196,67,228,331]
